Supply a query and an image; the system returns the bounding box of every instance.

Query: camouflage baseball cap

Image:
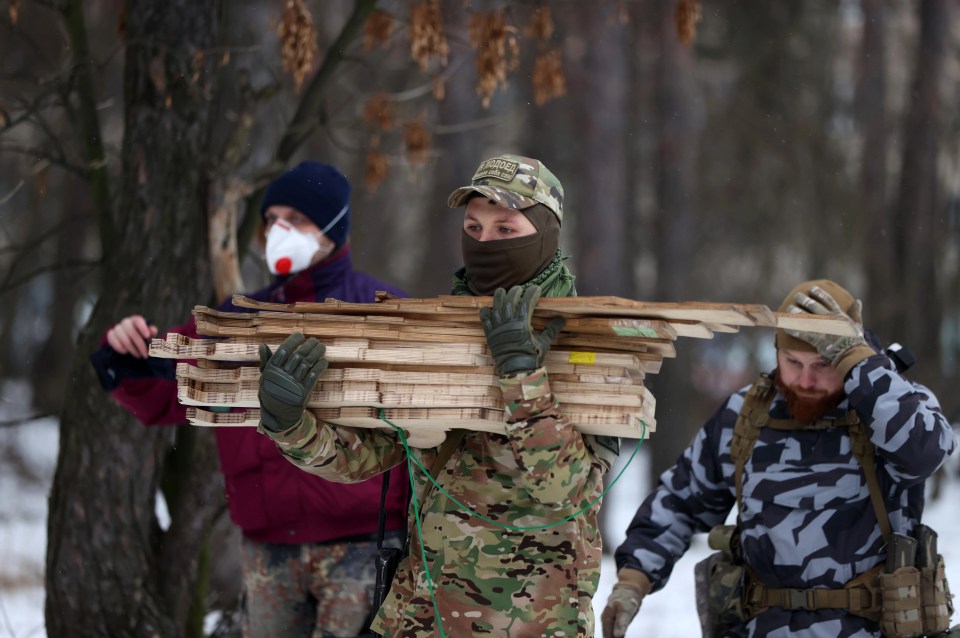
[447,154,564,225]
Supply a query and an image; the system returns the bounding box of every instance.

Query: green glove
[601,569,652,638]
[479,285,565,377]
[258,332,328,432]
[783,285,866,365]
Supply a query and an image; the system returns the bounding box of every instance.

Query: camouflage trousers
[240,533,401,638]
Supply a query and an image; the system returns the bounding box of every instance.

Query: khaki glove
[258,333,328,432]
[479,285,565,377]
[783,285,875,375]
[601,568,652,638]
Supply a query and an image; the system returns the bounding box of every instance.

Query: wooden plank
[177,380,650,411]
[774,312,860,337]
[665,320,714,339]
[153,334,649,374]
[176,362,645,389]
[199,306,684,341]
[705,322,740,334]
[185,406,652,447]
[558,317,679,340]
[229,294,774,328]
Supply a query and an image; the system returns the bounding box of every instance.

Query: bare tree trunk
[568,5,630,296]
[890,0,948,391]
[45,0,220,635]
[649,3,700,482]
[417,8,478,297]
[859,0,892,337]
[30,174,87,414]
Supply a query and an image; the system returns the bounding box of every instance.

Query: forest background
[1,0,959,636]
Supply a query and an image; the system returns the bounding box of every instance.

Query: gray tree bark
[648,3,701,482]
[568,5,630,297]
[859,0,893,336]
[45,1,221,635]
[890,0,948,391]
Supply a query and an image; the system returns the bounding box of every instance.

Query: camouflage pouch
[694,525,747,638]
[919,558,952,635]
[916,525,954,636]
[879,567,924,638]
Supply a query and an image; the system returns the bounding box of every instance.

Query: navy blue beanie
[260,161,352,249]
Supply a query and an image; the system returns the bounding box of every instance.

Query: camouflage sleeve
[614,392,744,591]
[845,354,957,482]
[259,410,407,483]
[498,367,617,507]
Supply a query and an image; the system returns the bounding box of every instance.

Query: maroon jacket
[92,248,409,544]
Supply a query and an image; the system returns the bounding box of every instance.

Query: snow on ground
[1,420,958,637]
[1,417,57,638]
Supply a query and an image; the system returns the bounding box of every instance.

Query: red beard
[775,375,845,425]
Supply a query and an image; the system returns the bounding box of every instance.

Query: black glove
[479,285,565,377]
[257,332,328,432]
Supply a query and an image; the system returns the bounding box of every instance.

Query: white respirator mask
[265,220,322,276]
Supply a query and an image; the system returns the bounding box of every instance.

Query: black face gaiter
[460,204,560,296]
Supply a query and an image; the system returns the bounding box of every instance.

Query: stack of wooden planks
[147,293,856,448]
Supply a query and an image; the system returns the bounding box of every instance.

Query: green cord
[378,410,647,635]
[391,425,448,636]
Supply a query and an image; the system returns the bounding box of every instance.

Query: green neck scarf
[451,249,577,298]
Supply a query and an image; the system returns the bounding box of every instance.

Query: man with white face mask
[90,161,409,638]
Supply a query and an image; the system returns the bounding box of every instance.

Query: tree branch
[0,258,99,295]
[237,0,381,259]
[274,0,381,163]
[62,0,114,250]
[0,144,87,178]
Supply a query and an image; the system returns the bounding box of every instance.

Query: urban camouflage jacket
[263,366,620,637]
[614,354,956,637]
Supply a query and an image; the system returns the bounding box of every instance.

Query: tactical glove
[784,285,867,365]
[258,332,328,432]
[601,568,652,638]
[479,285,565,377]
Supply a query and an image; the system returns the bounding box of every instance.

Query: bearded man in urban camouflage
[258,154,620,637]
[602,280,957,638]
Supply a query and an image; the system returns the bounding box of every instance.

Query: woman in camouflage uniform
[258,154,619,637]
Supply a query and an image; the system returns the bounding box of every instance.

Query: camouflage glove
[601,568,652,638]
[783,285,866,365]
[257,332,328,432]
[479,285,565,377]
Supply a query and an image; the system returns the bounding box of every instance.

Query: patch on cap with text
[472,157,520,183]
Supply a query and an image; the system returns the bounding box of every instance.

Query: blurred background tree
[1,0,958,635]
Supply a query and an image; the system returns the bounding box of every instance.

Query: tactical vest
[706,373,953,638]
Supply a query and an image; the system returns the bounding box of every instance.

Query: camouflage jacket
[614,354,957,637]
[263,366,620,637]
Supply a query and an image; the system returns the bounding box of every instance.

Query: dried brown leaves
[469,9,519,108]
[525,5,554,41]
[365,144,389,191]
[363,92,395,131]
[527,6,564,107]
[403,116,430,166]
[364,10,396,51]
[278,0,319,93]
[674,0,702,46]
[410,0,449,72]
[532,49,566,106]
